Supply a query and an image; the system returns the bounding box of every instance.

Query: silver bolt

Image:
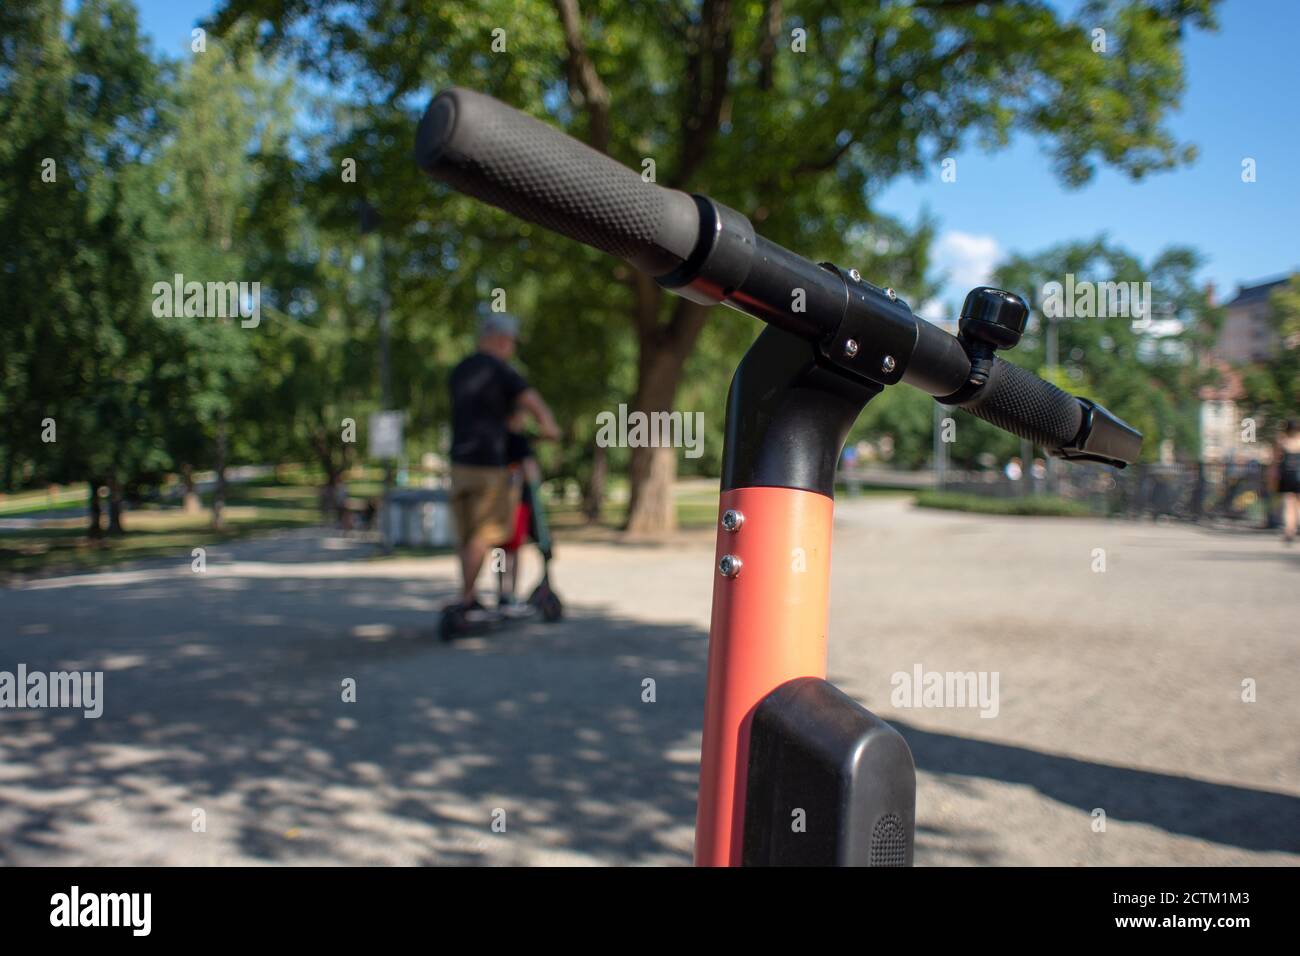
[721,509,745,532]
[885,287,897,301]
[849,269,862,282]
[843,338,860,358]
[718,554,742,578]
[881,354,896,373]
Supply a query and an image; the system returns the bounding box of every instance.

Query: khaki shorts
[450,464,518,549]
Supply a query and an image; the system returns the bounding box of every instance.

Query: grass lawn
[0,483,322,578]
[3,470,918,577]
[0,487,87,517]
[2,473,722,575]
[913,489,1096,518]
[379,480,727,562]
[546,481,722,532]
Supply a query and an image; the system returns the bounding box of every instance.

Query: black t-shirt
[506,432,534,465]
[449,352,529,466]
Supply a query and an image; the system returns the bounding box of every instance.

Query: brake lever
[1051,398,1143,469]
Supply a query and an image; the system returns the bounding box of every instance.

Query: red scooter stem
[695,486,834,866]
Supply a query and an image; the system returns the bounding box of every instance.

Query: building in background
[1212,277,1289,364]
[1198,276,1291,463]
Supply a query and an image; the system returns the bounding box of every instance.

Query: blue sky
[133,0,1298,316]
[873,0,1300,318]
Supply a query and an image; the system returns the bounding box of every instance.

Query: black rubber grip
[414,88,700,276]
[956,357,1084,450]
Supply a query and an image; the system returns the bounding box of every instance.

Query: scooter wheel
[540,591,563,623]
[438,611,459,642]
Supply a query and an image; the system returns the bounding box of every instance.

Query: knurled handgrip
[956,357,1084,450]
[414,88,699,276]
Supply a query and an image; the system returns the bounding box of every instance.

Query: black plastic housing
[1054,398,1144,468]
[721,326,880,495]
[742,677,916,866]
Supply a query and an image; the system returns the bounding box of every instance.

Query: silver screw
[721,509,744,532]
[881,354,896,373]
[885,287,897,301]
[719,554,742,578]
[849,269,862,282]
[843,338,860,358]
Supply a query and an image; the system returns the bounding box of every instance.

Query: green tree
[850,238,1211,470]
[990,238,1208,464]
[151,31,290,526]
[213,0,1218,530]
[1239,274,1300,429]
[0,0,175,531]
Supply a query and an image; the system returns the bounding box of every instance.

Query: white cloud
[932,230,1002,290]
[918,298,951,324]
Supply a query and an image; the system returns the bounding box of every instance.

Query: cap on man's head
[478,312,520,339]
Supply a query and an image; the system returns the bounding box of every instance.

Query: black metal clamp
[816,264,919,387]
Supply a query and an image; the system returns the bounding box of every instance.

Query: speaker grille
[869,813,908,867]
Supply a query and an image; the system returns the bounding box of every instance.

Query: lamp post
[1044,305,1059,494]
[932,315,956,491]
[359,201,391,411]
[361,201,396,549]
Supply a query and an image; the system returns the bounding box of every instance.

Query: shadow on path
[2,528,1295,863]
[897,722,1300,855]
[1,531,706,864]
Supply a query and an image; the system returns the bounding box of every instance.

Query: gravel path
[1,497,1296,865]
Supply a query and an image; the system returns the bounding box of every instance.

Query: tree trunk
[2,421,13,491]
[87,481,103,537]
[310,426,339,523]
[181,463,201,513]
[212,417,228,530]
[107,478,125,535]
[623,291,709,535]
[546,0,732,535]
[626,442,679,535]
[324,470,341,525]
[582,440,607,523]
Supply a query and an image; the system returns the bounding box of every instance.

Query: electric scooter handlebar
[414,87,702,277]
[415,88,1142,468]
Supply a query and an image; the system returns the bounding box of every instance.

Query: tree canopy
[207,0,1220,529]
[4,0,1262,539]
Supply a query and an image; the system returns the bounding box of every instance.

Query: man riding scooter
[446,312,559,617]
[496,417,541,617]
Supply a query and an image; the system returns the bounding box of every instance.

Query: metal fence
[940,460,1279,529]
